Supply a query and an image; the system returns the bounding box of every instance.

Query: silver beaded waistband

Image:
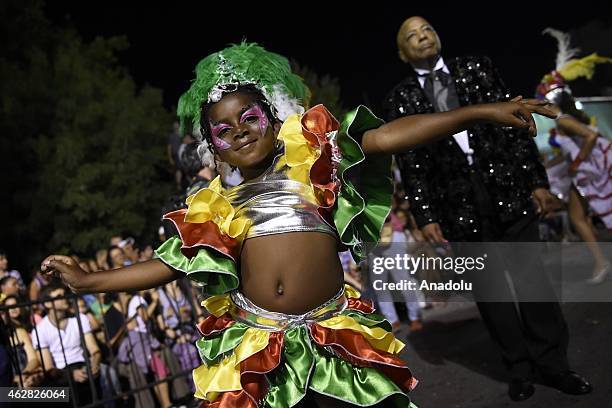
[229,286,347,331]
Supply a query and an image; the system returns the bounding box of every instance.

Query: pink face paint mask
[210,123,233,150]
[209,104,269,151]
[240,104,269,135]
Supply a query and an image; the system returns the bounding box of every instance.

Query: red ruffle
[309,323,416,392]
[163,209,240,260]
[199,332,284,408]
[302,104,339,146]
[200,390,257,408]
[301,105,341,212]
[197,314,235,337]
[347,297,375,314]
[239,332,284,404]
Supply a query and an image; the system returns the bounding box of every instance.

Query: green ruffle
[335,106,393,262]
[194,307,412,407]
[308,343,412,408]
[265,326,315,408]
[154,236,238,295]
[344,310,392,332]
[263,323,413,408]
[196,322,250,366]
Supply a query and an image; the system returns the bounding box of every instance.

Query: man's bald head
[397,16,441,67]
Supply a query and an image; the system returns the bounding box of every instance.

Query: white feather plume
[195,140,215,168]
[191,125,215,168]
[264,84,305,121]
[543,28,580,71]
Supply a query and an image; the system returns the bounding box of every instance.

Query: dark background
[3,2,611,275]
[45,2,612,114]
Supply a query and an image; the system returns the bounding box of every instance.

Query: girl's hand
[532,188,559,217]
[40,255,89,293]
[479,97,556,136]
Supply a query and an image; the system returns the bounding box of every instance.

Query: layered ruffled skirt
[193,285,417,407]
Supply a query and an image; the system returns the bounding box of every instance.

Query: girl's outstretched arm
[556,114,598,165]
[40,255,181,293]
[361,99,555,155]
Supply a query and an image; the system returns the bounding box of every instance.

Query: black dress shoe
[540,371,592,395]
[508,378,535,401]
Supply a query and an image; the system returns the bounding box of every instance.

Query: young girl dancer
[537,28,611,284]
[42,43,553,407]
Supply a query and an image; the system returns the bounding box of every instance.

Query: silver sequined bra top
[223,152,338,240]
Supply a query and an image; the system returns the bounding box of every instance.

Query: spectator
[1,295,42,387]
[155,283,199,394]
[91,292,126,353]
[118,238,138,265]
[179,142,216,196]
[107,246,127,270]
[28,269,51,303]
[0,319,13,387]
[0,250,25,293]
[77,297,101,334]
[377,222,424,333]
[106,246,131,320]
[96,249,110,271]
[32,283,102,406]
[78,261,92,273]
[161,142,217,241]
[177,133,196,164]
[157,226,166,243]
[1,276,20,301]
[119,290,171,408]
[138,244,154,262]
[339,250,362,289]
[87,259,99,273]
[27,270,52,325]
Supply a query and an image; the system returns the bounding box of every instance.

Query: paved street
[396,240,612,407]
[399,302,611,407]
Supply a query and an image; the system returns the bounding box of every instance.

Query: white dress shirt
[414,57,474,165]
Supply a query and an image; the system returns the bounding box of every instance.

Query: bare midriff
[239,232,345,314]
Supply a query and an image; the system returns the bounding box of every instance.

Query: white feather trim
[195,141,215,168]
[265,84,305,121]
[543,28,580,71]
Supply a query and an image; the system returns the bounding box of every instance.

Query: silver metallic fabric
[229,286,347,331]
[225,147,337,240]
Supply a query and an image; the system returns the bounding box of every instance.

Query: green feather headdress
[177,42,311,135]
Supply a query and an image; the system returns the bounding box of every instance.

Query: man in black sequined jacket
[384,28,551,242]
[383,16,592,401]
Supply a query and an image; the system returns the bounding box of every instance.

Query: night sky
[44,3,611,115]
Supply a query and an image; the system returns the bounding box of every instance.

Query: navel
[276,283,284,295]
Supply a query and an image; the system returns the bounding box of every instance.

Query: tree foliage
[290,60,348,119]
[1,0,172,271]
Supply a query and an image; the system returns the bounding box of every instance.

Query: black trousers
[43,362,102,407]
[454,169,569,379]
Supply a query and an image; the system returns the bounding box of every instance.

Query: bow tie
[417,69,451,86]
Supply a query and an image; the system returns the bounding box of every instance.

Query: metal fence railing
[0,279,203,407]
